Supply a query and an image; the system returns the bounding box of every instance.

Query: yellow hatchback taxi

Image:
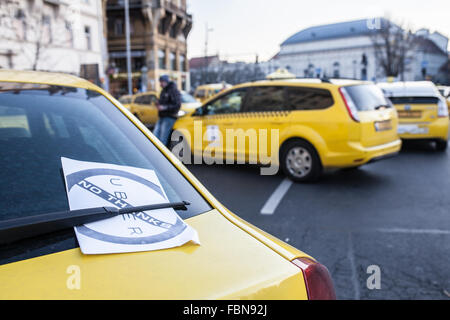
[119,91,159,126]
[379,82,449,151]
[173,79,401,182]
[194,83,231,103]
[0,70,335,300]
[120,91,200,126]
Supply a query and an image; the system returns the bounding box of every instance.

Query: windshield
[0,82,211,264]
[345,84,392,111]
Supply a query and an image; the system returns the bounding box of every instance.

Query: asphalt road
[186,140,450,300]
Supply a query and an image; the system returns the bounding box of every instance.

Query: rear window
[388,96,440,105]
[344,85,392,111]
[0,82,211,265]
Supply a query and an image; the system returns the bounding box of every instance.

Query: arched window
[158,50,166,70]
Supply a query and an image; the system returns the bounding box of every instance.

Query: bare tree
[370,18,416,80]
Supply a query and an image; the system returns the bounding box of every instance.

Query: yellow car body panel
[174,80,401,169]
[393,103,449,140]
[0,70,315,299]
[0,210,307,300]
[121,93,201,125]
[122,92,159,125]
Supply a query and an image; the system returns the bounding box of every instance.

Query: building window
[85,26,92,50]
[42,15,52,44]
[179,54,186,72]
[158,50,166,69]
[333,62,340,78]
[170,52,177,70]
[65,21,73,48]
[114,19,123,35]
[170,25,177,38]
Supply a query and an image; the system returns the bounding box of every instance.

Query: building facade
[0,0,107,85]
[273,18,449,83]
[106,0,192,97]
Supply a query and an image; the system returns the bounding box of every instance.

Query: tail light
[339,87,360,122]
[437,98,449,118]
[292,257,336,300]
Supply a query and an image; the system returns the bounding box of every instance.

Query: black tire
[435,140,448,152]
[280,139,322,182]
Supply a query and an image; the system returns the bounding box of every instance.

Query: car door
[194,88,249,162]
[239,86,289,163]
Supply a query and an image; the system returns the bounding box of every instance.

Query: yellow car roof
[235,78,368,88]
[0,70,99,91]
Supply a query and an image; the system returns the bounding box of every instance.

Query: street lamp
[124,0,132,95]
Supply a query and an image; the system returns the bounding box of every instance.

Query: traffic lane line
[260,178,293,215]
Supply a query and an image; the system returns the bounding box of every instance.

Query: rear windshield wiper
[374,104,392,110]
[0,201,190,245]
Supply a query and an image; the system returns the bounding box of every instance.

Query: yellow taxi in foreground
[379,82,449,151]
[194,83,231,103]
[120,91,200,126]
[0,70,335,300]
[173,79,402,182]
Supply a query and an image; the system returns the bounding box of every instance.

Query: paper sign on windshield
[61,157,200,255]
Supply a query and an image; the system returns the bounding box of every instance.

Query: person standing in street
[153,75,181,147]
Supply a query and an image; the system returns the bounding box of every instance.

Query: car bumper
[323,139,402,168]
[398,118,449,141]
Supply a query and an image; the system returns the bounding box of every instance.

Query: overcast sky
[186,0,450,62]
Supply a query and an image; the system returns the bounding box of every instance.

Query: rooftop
[281,18,389,46]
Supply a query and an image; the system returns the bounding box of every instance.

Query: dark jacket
[158,81,181,118]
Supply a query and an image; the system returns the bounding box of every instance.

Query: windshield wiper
[374,104,391,110]
[0,201,190,245]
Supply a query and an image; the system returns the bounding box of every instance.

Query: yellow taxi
[173,79,402,182]
[119,91,159,125]
[379,82,449,151]
[194,83,231,103]
[120,91,200,126]
[0,70,335,300]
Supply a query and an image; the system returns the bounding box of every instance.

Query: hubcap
[286,147,312,178]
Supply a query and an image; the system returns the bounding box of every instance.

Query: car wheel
[435,139,448,152]
[280,140,322,182]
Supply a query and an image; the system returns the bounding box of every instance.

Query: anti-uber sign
[61,157,200,255]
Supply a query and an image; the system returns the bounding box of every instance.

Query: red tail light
[292,257,336,300]
[339,87,360,122]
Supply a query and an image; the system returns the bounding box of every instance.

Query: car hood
[0,209,307,299]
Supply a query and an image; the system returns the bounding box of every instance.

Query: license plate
[374,120,392,132]
[397,110,422,118]
[398,124,429,135]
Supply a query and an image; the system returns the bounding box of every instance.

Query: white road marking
[260,178,293,215]
[347,233,361,300]
[375,228,450,235]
